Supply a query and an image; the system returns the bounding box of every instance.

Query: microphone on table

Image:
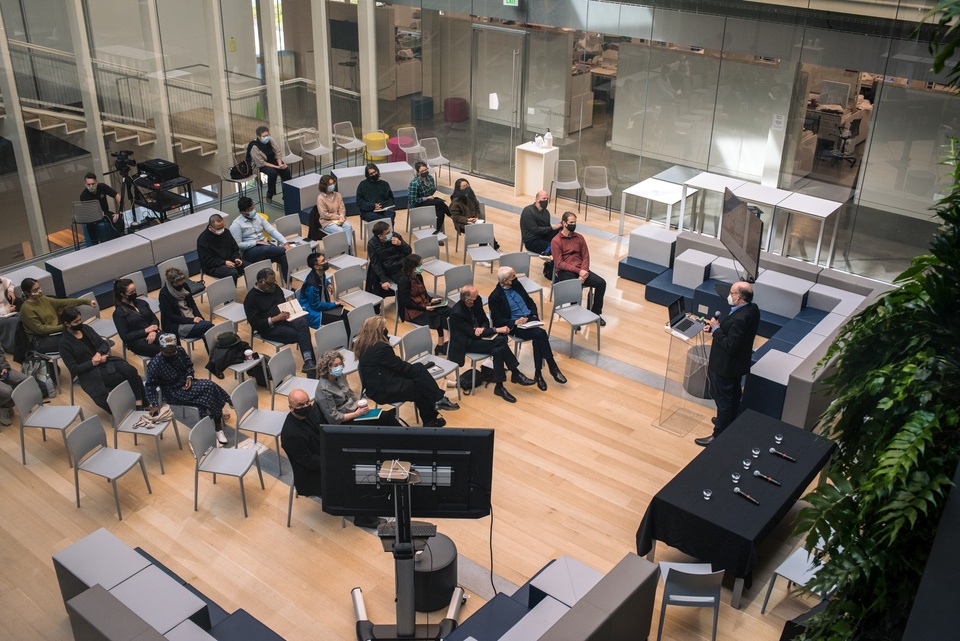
[769,447,797,462]
[734,487,760,505]
[754,470,782,486]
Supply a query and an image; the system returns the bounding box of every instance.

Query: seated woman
[314,350,396,426]
[0,274,20,353]
[364,221,411,298]
[311,174,355,250]
[19,278,96,353]
[449,178,500,250]
[146,334,232,445]
[299,252,349,332]
[397,254,450,356]
[1,274,17,316]
[354,316,458,428]
[59,307,147,413]
[158,267,213,346]
[112,278,162,357]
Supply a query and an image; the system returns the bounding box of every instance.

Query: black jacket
[708,303,760,378]
[356,178,394,214]
[447,300,495,367]
[365,234,411,293]
[197,228,242,274]
[358,341,424,401]
[113,299,159,347]
[281,403,325,498]
[243,286,285,334]
[59,325,130,411]
[488,282,540,327]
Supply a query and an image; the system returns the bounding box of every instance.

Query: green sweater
[20,295,91,338]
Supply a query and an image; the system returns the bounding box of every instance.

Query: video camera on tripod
[109,150,137,176]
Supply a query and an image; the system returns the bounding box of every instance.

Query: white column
[139,0,175,160]
[204,0,235,159]
[258,0,285,136]
[311,0,333,162]
[64,0,110,177]
[357,0,378,132]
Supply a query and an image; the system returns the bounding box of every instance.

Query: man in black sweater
[197,213,244,282]
[281,389,324,500]
[243,267,315,372]
[356,163,396,225]
[520,190,562,278]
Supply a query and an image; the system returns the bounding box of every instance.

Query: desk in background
[636,410,835,608]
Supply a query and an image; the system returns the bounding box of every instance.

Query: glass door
[470,24,527,182]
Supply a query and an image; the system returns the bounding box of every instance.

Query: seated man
[488,266,566,391]
[448,285,534,403]
[365,221,411,298]
[356,163,396,225]
[248,125,291,205]
[230,196,290,282]
[243,267,316,372]
[551,211,607,326]
[298,252,348,332]
[281,389,324,499]
[79,172,124,246]
[197,213,243,282]
[519,190,562,279]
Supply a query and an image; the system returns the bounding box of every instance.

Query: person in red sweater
[550,212,607,326]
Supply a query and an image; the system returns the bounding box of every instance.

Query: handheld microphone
[753,470,782,486]
[734,486,760,505]
[769,447,797,462]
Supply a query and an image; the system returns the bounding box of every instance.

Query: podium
[658,329,711,435]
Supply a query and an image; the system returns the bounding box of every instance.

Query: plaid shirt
[407,173,437,207]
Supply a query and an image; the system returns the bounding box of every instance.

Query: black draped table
[635,410,835,608]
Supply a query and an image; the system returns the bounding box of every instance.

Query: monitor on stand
[720,188,763,283]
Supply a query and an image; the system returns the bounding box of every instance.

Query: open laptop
[667,296,705,340]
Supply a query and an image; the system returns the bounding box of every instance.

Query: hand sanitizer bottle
[544,129,553,149]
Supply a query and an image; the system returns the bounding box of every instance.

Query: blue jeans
[321,220,355,251]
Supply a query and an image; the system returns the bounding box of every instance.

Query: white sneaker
[216,430,229,445]
[478,261,492,268]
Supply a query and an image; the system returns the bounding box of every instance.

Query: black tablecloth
[636,410,835,581]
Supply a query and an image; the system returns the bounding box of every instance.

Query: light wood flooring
[0,173,824,640]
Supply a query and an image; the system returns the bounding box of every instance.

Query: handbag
[22,355,57,398]
[230,159,252,180]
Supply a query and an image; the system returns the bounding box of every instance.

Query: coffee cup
[243,349,253,361]
[357,399,368,410]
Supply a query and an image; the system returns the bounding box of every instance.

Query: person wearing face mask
[197,213,244,282]
[298,252,348,332]
[158,267,214,345]
[243,267,316,373]
[397,254,451,355]
[520,190,563,279]
[407,161,449,241]
[79,172,124,246]
[450,178,501,252]
[311,175,355,249]
[694,281,760,447]
[146,334,232,445]
[356,163,396,225]
[248,125,290,204]
[354,316,458,428]
[314,350,396,425]
[488,266,565,391]
[364,221,411,298]
[59,307,147,414]
[551,211,607,326]
[281,389,327,501]
[230,196,291,282]
[112,278,163,357]
[19,278,97,353]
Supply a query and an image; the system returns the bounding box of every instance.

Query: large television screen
[329,19,359,53]
[319,426,494,519]
[720,188,763,283]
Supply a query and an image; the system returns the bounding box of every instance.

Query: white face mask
[727,293,735,306]
[211,227,225,235]
[86,185,97,193]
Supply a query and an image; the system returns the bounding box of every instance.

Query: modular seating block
[208,609,285,641]
[758,308,792,339]
[499,596,569,641]
[66,584,166,641]
[754,270,813,318]
[529,556,604,608]
[281,174,321,216]
[618,256,666,285]
[807,282,867,316]
[708,256,755,284]
[693,279,732,318]
[742,350,805,420]
[627,225,677,266]
[790,332,828,359]
[672,249,715,290]
[5,265,54,298]
[47,235,153,299]
[444,592,529,641]
[752,337,794,364]
[644,270,692,307]
[810,312,848,338]
[134,211,212,267]
[53,528,152,605]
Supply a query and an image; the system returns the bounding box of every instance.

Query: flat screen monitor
[720,188,763,283]
[319,426,495,519]
[329,19,359,52]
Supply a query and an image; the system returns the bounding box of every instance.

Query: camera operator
[79,171,124,246]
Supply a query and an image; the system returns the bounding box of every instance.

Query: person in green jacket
[19,278,95,353]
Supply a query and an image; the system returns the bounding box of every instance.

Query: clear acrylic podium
[658,328,711,436]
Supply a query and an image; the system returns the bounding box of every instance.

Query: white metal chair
[268,346,320,410]
[299,128,333,173]
[333,121,365,167]
[401,325,460,399]
[442,264,480,306]
[281,134,304,176]
[462,223,500,274]
[202,321,267,383]
[760,548,827,614]
[656,564,724,641]
[366,129,393,162]
[345,304,400,349]
[76,291,118,346]
[157,256,206,301]
[11,376,84,465]
[453,202,486,252]
[313,320,359,375]
[550,159,582,212]
[66,415,151,521]
[274,213,306,242]
[332,264,384,311]
[397,126,425,162]
[498,253,544,315]
[106,380,182,475]
[410,207,449,259]
[548,278,601,356]
[120,271,160,314]
[361,216,393,243]
[218,153,256,209]
[420,137,451,184]
[286,242,315,287]
[413,235,456,293]
[205,277,249,334]
[243,259,295,298]
[323,231,366,270]
[231,378,286,472]
[190,416,264,518]
[582,166,613,220]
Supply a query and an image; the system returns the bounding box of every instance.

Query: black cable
[488,504,497,596]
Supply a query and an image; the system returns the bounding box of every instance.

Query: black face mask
[127,291,138,300]
[538,199,549,209]
[462,187,473,198]
[262,283,277,293]
[316,263,329,272]
[566,223,577,233]
[368,173,380,182]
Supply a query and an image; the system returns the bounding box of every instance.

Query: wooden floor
[0,173,823,640]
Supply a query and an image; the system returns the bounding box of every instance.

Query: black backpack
[458,364,496,394]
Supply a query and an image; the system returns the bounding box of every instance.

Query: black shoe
[302,359,316,373]
[435,397,460,412]
[695,436,715,447]
[214,371,225,380]
[598,316,607,327]
[424,416,447,428]
[534,374,548,391]
[548,365,567,384]
[493,385,517,403]
[711,417,717,426]
[434,344,447,356]
[510,371,535,386]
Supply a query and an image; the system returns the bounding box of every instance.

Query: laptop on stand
[667,296,706,340]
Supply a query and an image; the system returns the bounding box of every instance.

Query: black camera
[111,150,136,174]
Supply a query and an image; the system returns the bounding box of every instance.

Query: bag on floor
[251,354,272,388]
[458,362,496,394]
